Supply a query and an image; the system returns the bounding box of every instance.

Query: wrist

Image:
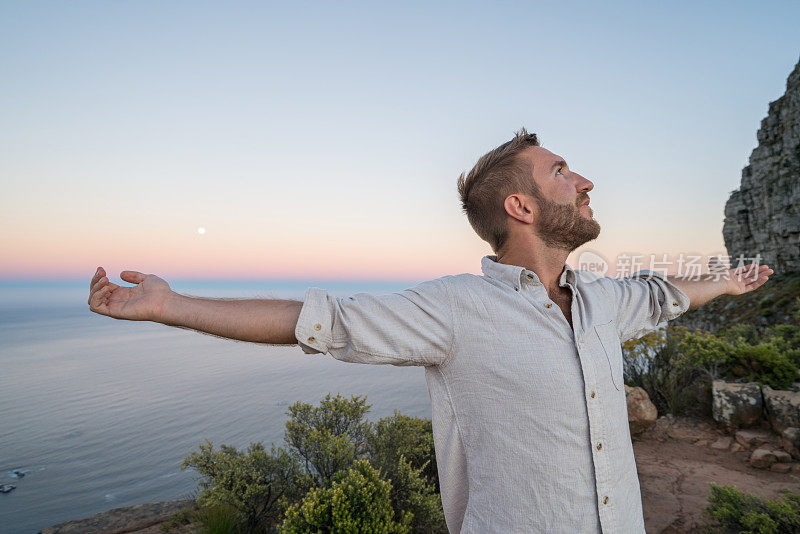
[155,291,183,324]
[719,272,738,296]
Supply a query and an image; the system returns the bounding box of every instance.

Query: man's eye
[556,168,563,175]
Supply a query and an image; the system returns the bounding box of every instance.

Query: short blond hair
[456,127,542,253]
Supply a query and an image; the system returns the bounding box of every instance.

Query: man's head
[456,127,600,255]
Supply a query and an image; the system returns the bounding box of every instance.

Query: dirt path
[635,416,800,533]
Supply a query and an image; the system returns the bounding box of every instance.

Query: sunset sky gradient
[2,1,799,282]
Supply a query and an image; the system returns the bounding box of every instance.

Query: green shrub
[184,394,445,532]
[677,329,799,390]
[728,341,798,390]
[763,324,800,368]
[284,393,373,486]
[279,460,411,533]
[368,411,438,489]
[676,330,733,382]
[622,325,703,416]
[386,456,447,533]
[720,324,760,346]
[181,441,306,534]
[366,413,446,531]
[197,503,242,534]
[704,482,800,533]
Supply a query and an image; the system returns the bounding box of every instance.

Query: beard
[533,195,601,252]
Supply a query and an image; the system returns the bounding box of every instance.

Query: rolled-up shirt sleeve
[294,276,455,367]
[604,269,691,342]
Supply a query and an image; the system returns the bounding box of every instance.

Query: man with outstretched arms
[89,129,773,533]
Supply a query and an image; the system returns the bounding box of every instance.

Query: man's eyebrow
[550,160,567,172]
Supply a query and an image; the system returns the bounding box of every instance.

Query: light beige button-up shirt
[295,254,690,533]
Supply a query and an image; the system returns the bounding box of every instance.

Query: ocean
[0,279,433,533]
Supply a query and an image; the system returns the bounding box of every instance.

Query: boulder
[774,450,793,463]
[749,448,778,469]
[712,381,763,428]
[625,385,658,435]
[771,463,792,473]
[735,429,772,449]
[782,427,800,459]
[762,386,800,432]
[710,437,732,450]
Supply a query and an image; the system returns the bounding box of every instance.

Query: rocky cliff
[723,55,800,272]
[675,55,800,334]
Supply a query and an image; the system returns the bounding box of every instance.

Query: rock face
[762,385,800,432]
[625,385,658,435]
[723,55,800,273]
[39,500,195,534]
[712,381,763,428]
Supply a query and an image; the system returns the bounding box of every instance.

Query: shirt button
[526,274,534,280]
[515,287,519,291]
[673,301,679,306]
[314,323,322,331]
[307,336,316,343]
[596,442,603,451]
[590,390,596,398]
[603,496,609,505]
[544,302,552,308]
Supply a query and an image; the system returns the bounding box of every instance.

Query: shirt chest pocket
[593,321,623,391]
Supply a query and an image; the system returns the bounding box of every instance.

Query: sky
[1,1,799,282]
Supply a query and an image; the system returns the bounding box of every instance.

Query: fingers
[88,275,108,305]
[90,266,106,289]
[743,265,773,290]
[120,270,145,285]
[88,281,113,312]
[733,263,772,283]
[88,266,121,308]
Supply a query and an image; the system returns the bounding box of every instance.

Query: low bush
[181,441,306,533]
[182,394,446,533]
[727,341,798,390]
[704,481,800,533]
[196,503,242,534]
[622,325,705,416]
[676,327,799,390]
[284,393,372,486]
[279,460,411,534]
[368,411,438,490]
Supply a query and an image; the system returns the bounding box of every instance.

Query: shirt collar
[481,254,576,291]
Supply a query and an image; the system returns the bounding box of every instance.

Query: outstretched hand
[708,257,774,296]
[88,267,173,321]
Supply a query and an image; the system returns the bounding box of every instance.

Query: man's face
[518,146,601,251]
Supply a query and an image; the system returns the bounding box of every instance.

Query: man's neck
[496,237,570,296]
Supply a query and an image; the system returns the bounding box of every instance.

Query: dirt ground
[635,415,800,533]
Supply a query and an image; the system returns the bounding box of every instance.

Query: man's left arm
[597,260,774,343]
[665,262,774,311]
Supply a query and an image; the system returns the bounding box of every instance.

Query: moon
[197,227,206,235]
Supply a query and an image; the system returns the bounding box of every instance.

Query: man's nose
[573,172,593,192]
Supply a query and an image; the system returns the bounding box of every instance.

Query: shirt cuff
[295,287,333,354]
[629,269,691,319]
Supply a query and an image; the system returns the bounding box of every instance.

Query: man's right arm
[89,267,455,362]
[159,293,302,344]
[88,266,302,345]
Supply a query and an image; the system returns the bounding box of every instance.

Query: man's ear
[504,194,535,224]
